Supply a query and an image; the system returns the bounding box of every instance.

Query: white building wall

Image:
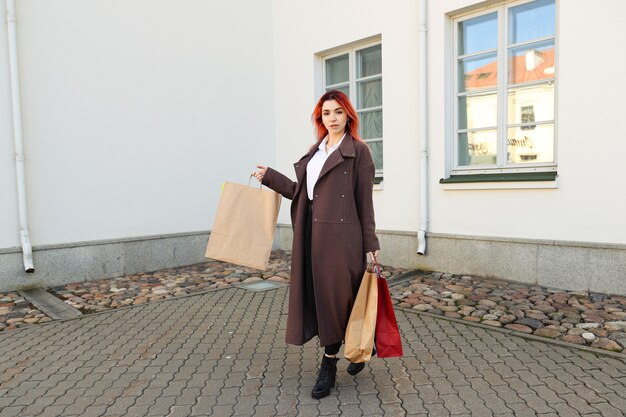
[271,0,421,232]
[429,0,626,244]
[0,0,276,248]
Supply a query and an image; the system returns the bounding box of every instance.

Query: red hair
[311,90,362,141]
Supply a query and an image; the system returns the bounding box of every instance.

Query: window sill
[440,171,557,183]
[439,172,558,190]
[373,176,383,191]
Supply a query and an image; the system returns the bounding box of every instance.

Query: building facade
[2,0,625,295]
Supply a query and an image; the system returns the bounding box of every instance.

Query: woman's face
[321,100,348,136]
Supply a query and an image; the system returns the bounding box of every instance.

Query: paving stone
[377,384,401,404]
[519,392,557,414]
[232,395,257,416]
[380,402,406,416]
[439,393,470,415]
[589,402,626,417]
[0,407,25,417]
[211,404,235,416]
[338,404,363,417]
[559,393,602,414]
[423,403,451,417]
[190,395,218,415]
[80,404,110,417]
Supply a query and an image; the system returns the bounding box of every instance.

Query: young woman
[253,90,380,399]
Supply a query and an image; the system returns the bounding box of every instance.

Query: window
[451,0,556,177]
[323,43,383,182]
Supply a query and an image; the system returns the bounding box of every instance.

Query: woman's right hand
[252,165,267,182]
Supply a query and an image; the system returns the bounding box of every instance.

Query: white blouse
[306,133,346,200]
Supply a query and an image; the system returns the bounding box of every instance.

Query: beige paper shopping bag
[205,181,281,270]
[344,266,379,363]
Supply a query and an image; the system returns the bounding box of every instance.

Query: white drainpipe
[6,0,34,272]
[417,0,428,255]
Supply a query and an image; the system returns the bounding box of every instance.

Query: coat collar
[337,132,357,159]
[297,132,357,162]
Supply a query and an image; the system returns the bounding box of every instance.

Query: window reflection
[459,12,497,55]
[508,42,555,84]
[507,125,554,163]
[507,84,554,125]
[326,85,350,97]
[326,54,349,86]
[366,140,383,171]
[459,53,497,92]
[357,45,382,78]
[359,110,383,139]
[358,79,382,109]
[509,0,556,44]
[458,130,497,166]
[459,93,498,130]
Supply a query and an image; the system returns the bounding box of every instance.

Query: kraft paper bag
[344,267,378,363]
[205,181,281,270]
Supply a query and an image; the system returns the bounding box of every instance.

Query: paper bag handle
[247,174,262,189]
[369,253,382,277]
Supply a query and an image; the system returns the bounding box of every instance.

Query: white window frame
[449,0,558,176]
[320,40,383,180]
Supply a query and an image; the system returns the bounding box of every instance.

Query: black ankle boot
[347,346,376,376]
[311,355,338,399]
[346,361,365,375]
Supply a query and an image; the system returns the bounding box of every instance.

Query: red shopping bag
[373,257,403,358]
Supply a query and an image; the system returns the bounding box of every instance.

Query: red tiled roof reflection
[464,48,555,90]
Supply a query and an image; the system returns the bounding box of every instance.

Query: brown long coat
[262,134,379,346]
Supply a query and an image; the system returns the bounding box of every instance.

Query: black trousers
[305,199,342,356]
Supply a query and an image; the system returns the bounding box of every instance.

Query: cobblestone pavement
[1,285,625,417]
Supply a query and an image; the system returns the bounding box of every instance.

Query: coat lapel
[317,133,356,182]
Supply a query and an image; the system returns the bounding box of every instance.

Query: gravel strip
[0,293,53,331]
[390,271,626,353]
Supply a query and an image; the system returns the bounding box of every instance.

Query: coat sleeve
[262,167,297,200]
[355,159,380,254]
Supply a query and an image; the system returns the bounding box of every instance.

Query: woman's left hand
[368,250,380,262]
[252,165,267,182]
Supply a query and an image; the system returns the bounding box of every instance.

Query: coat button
[314,218,318,221]
[340,219,344,222]
[341,195,345,197]
[296,164,299,168]
[344,171,347,174]
[315,194,318,198]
